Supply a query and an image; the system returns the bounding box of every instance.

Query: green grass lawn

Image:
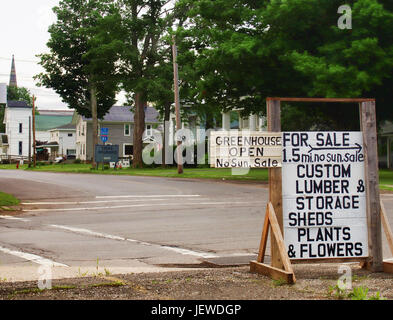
[378,170,393,191]
[0,191,20,206]
[0,163,269,181]
[1,163,392,190]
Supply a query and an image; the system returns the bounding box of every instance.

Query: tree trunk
[205,111,215,130]
[133,92,146,168]
[91,83,98,168]
[162,102,171,167]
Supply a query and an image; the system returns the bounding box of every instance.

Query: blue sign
[101,127,109,135]
[100,135,108,143]
[95,145,119,163]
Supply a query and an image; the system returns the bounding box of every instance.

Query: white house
[3,100,33,159]
[48,123,76,157]
[35,110,74,144]
[221,110,266,131]
[0,82,33,160]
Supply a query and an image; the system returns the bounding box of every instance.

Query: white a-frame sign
[250,97,393,284]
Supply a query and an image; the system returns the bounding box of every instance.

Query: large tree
[105,0,177,168]
[35,0,120,166]
[175,0,393,130]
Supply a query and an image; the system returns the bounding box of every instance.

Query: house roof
[49,122,76,131]
[7,100,31,108]
[35,115,73,131]
[37,109,74,116]
[82,105,160,123]
[39,141,59,148]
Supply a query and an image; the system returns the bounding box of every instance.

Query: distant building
[35,110,74,143]
[2,100,32,158]
[380,121,393,169]
[72,105,161,161]
[221,110,266,131]
[47,123,76,158]
[9,55,17,88]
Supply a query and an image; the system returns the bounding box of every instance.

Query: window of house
[18,141,22,155]
[146,124,152,136]
[19,123,22,133]
[124,144,133,156]
[124,124,130,136]
[67,149,76,156]
[68,133,73,137]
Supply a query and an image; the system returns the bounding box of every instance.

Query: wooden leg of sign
[269,167,284,269]
[267,203,295,280]
[251,202,296,284]
[380,201,393,256]
[383,261,393,274]
[257,204,270,263]
[250,261,295,284]
[360,101,383,272]
[380,200,393,274]
[266,99,284,270]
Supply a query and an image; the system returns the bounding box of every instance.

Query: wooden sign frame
[251,97,393,283]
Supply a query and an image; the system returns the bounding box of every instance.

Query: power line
[0,56,40,63]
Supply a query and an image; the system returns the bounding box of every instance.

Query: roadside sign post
[95,141,119,171]
[249,97,392,284]
[100,128,109,170]
[211,97,392,283]
[172,35,183,174]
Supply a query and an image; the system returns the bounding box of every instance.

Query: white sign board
[210,131,282,168]
[282,132,368,260]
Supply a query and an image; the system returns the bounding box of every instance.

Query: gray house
[71,105,160,161]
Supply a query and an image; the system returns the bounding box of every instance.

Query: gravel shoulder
[0,263,392,300]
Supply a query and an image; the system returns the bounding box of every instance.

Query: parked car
[55,156,66,163]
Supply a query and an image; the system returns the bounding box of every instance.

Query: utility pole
[32,95,36,167]
[28,116,31,167]
[172,35,183,174]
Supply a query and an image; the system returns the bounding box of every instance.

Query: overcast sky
[0,0,126,110]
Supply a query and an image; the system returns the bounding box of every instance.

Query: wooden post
[32,96,36,167]
[267,99,283,270]
[257,204,270,263]
[28,116,31,166]
[387,137,391,169]
[359,101,383,272]
[251,202,295,283]
[380,201,393,256]
[172,35,183,174]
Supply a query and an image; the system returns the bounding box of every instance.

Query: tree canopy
[35,0,121,165]
[175,0,393,129]
[6,86,34,106]
[102,0,178,167]
[35,0,119,119]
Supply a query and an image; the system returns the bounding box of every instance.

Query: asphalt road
[0,170,392,282]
